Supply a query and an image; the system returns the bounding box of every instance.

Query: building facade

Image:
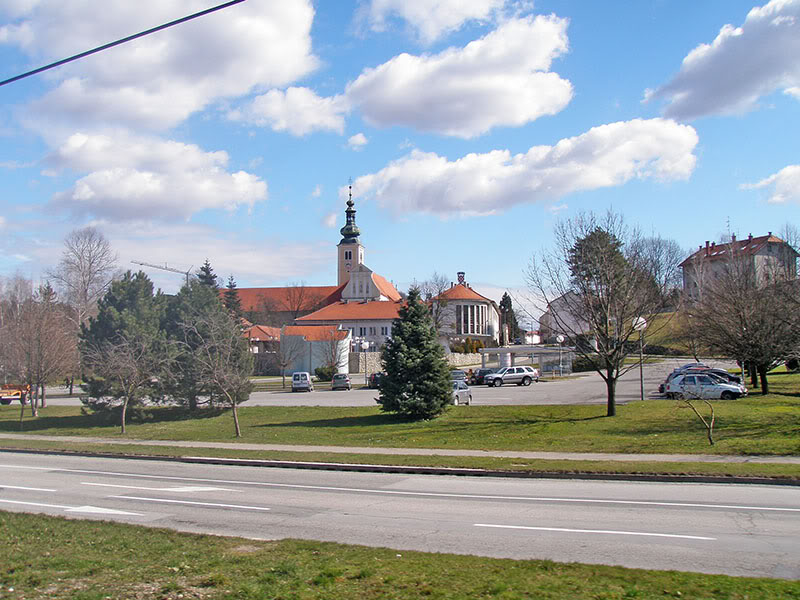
[432,272,501,344]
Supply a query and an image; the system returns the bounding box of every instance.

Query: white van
[291,371,313,392]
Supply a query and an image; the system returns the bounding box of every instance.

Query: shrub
[314,366,334,381]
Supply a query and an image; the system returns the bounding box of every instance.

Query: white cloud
[345,15,572,138]
[311,184,323,198]
[47,132,266,221]
[648,0,800,120]
[740,164,800,203]
[348,118,698,216]
[107,222,331,293]
[348,132,368,150]
[0,216,6,228]
[365,0,506,44]
[786,86,800,99]
[322,212,338,228]
[5,1,318,134]
[229,87,348,136]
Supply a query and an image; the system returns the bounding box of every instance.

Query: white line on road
[0,498,142,516]
[111,495,271,511]
[1,484,56,491]
[475,523,716,541]
[82,483,236,493]
[3,463,798,513]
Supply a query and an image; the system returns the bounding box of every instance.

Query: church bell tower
[337,185,365,286]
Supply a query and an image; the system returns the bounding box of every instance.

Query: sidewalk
[2,432,799,464]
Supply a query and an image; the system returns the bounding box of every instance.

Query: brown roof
[435,283,493,303]
[244,324,280,342]
[297,300,403,322]
[371,273,402,301]
[283,325,349,341]
[680,234,797,267]
[233,284,345,313]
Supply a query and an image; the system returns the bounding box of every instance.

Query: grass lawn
[2,511,798,600]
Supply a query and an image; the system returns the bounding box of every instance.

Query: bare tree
[526,211,682,416]
[276,334,306,388]
[416,272,451,333]
[179,307,253,437]
[314,328,348,375]
[679,392,716,446]
[283,282,325,321]
[49,227,118,330]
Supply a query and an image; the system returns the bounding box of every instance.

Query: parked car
[469,368,495,385]
[706,368,742,385]
[368,372,385,389]
[331,373,352,391]
[665,373,746,400]
[484,366,539,387]
[450,369,467,381]
[291,371,313,392]
[451,380,472,405]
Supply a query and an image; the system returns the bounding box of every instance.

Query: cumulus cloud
[786,86,800,99]
[346,15,572,138]
[311,184,323,198]
[229,87,348,136]
[348,118,698,216]
[47,132,266,221]
[740,164,800,204]
[348,132,368,150]
[322,212,338,228]
[364,0,506,44]
[3,1,318,134]
[648,0,800,120]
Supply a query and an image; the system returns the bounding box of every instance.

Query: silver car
[665,373,746,400]
[452,380,472,405]
[484,366,539,387]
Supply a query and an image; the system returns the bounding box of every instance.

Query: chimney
[748,233,752,241]
[705,240,710,256]
[768,231,772,236]
[731,233,736,242]
[457,271,465,285]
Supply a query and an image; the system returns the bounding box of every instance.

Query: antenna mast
[132,261,192,287]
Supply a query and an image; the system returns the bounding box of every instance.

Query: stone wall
[445,353,483,368]
[348,351,483,373]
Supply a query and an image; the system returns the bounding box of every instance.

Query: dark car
[469,368,495,385]
[450,370,467,381]
[368,372,385,389]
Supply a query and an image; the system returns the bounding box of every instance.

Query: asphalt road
[1,452,797,579]
[43,358,732,407]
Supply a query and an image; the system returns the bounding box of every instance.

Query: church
[238,192,500,373]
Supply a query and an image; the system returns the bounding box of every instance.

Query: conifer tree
[377,287,451,420]
[223,275,242,317]
[197,259,219,289]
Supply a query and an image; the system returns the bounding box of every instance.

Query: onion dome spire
[339,183,360,244]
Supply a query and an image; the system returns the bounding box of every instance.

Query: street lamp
[632,317,648,402]
[556,335,565,376]
[361,339,370,385]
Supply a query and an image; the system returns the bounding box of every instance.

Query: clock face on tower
[345,262,351,269]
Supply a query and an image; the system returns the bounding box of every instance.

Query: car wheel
[493,379,502,387]
[453,397,459,405]
[720,391,735,400]
[522,376,531,386]
[467,395,472,405]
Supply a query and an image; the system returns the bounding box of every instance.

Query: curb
[3,446,798,487]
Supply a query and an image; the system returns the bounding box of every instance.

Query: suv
[331,373,352,391]
[450,370,467,381]
[368,372,385,389]
[291,371,313,392]
[484,366,539,387]
[469,368,495,385]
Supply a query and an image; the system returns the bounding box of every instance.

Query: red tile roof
[233,284,345,313]
[244,324,280,342]
[435,283,493,303]
[371,273,402,301]
[680,234,797,267]
[283,325,349,341]
[297,300,403,322]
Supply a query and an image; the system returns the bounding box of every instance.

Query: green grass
[1,511,798,599]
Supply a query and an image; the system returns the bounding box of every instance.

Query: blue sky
[1,0,798,318]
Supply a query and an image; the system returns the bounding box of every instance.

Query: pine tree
[197,259,219,289]
[499,292,521,343]
[378,288,451,420]
[223,275,242,317]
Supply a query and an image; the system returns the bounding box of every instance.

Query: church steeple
[337,184,365,286]
[339,184,360,244]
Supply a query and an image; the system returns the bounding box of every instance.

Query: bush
[572,355,597,373]
[786,358,799,372]
[314,366,334,381]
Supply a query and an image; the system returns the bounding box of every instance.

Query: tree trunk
[19,399,25,431]
[69,376,74,395]
[750,362,758,388]
[189,395,197,412]
[758,364,769,395]
[232,402,241,438]
[605,373,616,417]
[39,383,46,408]
[121,398,128,434]
[29,389,38,418]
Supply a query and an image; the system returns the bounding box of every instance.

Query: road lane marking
[3,464,798,513]
[111,495,270,511]
[0,498,142,516]
[82,483,236,493]
[1,484,57,492]
[475,523,716,541]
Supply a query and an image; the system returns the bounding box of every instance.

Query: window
[380,326,389,335]
[359,327,366,336]
[456,305,462,334]
[369,327,376,335]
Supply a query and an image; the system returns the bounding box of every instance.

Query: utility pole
[131,261,192,287]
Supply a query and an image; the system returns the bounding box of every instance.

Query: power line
[0,0,247,88]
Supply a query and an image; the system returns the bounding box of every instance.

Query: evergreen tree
[223,275,242,317]
[197,259,219,289]
[377,287,451,420]
[499,292,521,343]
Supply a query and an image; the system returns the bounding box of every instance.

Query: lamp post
[632,317,648,402]
[556,335,565,376]
[361,339,369,385]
